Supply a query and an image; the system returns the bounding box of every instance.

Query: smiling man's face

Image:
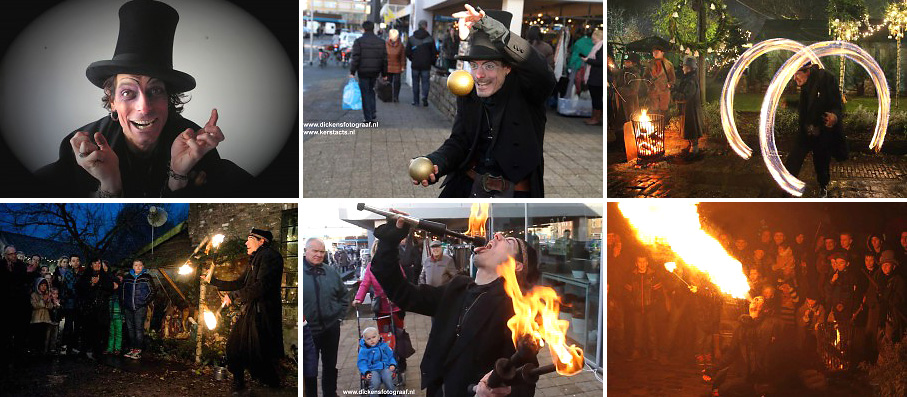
[470,60,511,97]
[109,74,170,152]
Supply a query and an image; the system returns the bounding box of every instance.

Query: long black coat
[371,223,536,397]
[37,113,252,197]
[672,70,705,141]
[210,244,285,378]
[797,66,846,160]
[426,31,556,198]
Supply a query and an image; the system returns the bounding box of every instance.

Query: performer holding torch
[207,229,285,394]
[409,4,556,198]
[370,209,541,396]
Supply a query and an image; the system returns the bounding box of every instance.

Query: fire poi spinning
[720,39,890,197]
[408,4,556,198]
[361,203,584,396]
[204,228,285,393]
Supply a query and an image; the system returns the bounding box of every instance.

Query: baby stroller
[355,297,406,395]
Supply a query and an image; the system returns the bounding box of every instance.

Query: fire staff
[411,5,556,198]
[370,212,541,396]
[209,229,285,393]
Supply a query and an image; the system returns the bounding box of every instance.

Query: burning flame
[664,262,677,272]
[617,202,750,299]
[465,203,490,237]
[178,263,194,275]
[498,257,584,375]
[212,234,226,248]
[634,109,662,157]
[203,309,217,330]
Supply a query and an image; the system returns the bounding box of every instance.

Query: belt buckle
[482,174,507,193]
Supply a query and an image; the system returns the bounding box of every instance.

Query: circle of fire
[721,39,890,196]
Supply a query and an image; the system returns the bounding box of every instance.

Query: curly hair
[100,75,189,114]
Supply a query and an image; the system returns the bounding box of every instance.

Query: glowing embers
[631,110,666,164]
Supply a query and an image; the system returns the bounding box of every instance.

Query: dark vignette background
[0,0,299,198]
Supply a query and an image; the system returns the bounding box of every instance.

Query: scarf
[584,39,604,83]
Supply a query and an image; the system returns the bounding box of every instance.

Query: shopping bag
[376,77,392,102]
[557,95,592,117]
[342,78,362,110]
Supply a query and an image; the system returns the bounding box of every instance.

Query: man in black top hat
[411,5,556,198]
[784,62,846,198]
[209,228,285,394]
[37,0,251,198]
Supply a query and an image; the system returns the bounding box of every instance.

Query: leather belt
[466,169,530,192]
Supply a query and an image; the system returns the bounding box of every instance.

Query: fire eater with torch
[208,229,285,394]
[370,212,541,396]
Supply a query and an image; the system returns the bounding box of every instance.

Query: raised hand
[171,108,225,178]
[452,4,485,40]
[70,131,122,194]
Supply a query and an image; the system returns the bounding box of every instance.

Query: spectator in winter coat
[76,259,114,359]
[879,250,907,345]
[121,260,154,359]
[52,256,79,354]
[302,238,348,397]
[419,241,457,287]
[405,20,438,107]
[385,29,407,103]
[357,327,397,396]
[350,20,388,123]
[353,257,409,374]
[624,255,665,361]
[31,277,60,355]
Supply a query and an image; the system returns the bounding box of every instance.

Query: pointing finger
[205,108,218,128]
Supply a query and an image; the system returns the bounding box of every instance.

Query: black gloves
[374,221,411,246]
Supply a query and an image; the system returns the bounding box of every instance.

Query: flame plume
[617,202,750,299]
[465,203,490,237]
[498,257,584,375]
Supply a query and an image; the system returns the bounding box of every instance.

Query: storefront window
[487,203,603,369]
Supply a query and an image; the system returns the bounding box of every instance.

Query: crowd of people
[608,224,907,393]
[1,246,156,372]
[304,233,482,396]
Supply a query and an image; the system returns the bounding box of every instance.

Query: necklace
[456,290,488,338]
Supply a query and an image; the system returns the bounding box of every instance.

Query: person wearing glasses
[411,6,557,198]
[302,237,349,397]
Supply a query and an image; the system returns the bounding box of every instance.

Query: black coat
[37,113,252,197]
[425,32,556,198]
[371,223,536,397]
[406,29,438,70]
[350,31,388,78]
[672,70,705,141]
[210,244,285,379]
[585,47,603,87]
[75,268,114,315]
[797,66,847,160]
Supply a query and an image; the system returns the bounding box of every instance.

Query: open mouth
[129,119,157,130]
[474,240,494,254]
[476,81,491,90]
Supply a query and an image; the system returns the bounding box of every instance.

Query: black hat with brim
[86,0,195,93]
[456,10,512,62]
[249,228,273,242]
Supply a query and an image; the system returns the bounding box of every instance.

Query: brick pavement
[608,126,907,198]
[309,305,603,396]
[303,64,603,198]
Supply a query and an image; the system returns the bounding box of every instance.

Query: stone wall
[429,68,457,121]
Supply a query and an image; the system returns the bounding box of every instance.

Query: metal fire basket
[631,111,666,164]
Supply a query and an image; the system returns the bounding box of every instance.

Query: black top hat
[456,10,512,62]
[86,0,195,93]
[249,228,273,242]
[625,53,641,65]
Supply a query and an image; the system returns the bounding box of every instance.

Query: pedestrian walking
[406,20,438,107]
[350,20,388,123]
[385,29,407,103]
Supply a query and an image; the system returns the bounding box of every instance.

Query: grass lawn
[724,92,905,112]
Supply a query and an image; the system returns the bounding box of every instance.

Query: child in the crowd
[31,278,60,355]
[357,327,396,396]
[106,271,124,355]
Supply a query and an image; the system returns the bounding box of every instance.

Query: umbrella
[625,36,673,53]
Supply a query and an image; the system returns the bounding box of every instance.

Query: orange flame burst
[465,203,490,237]
[498,257,585,375]
[617,202,750,299]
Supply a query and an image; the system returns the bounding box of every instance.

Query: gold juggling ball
[447,70,474,96]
